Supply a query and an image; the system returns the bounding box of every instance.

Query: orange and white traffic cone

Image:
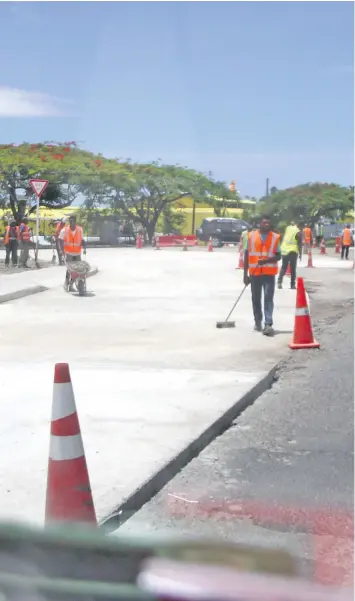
[207,237,213,252]
[289,278,320,350]
[45,363,97,525]
[235,244,244,269]
[285,263,291,276]
[182,237,188,251]
[306,249,315,268]
[136,233,142,249]
[335,236,341,254]
[155,235,161,250]
[320,239,326,254]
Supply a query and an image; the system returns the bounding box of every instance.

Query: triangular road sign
[29,179,49,199]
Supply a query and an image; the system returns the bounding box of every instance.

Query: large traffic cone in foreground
[207,237,213,252]
[45,363,97,525]
[289,278,320,350]
[306,249,315,268]
[236,244,244,269]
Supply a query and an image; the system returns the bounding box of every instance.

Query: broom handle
[224,263,260,323]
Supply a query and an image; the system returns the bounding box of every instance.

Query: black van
[196,218,249,247]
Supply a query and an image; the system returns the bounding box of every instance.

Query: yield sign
[29,179,49,199]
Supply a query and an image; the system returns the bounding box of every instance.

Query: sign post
[29,179,49,266]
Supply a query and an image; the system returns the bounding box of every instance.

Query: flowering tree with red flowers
[0,142,105,221]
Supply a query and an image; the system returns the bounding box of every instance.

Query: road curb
[100,364,279,533]
[0,285,48,305]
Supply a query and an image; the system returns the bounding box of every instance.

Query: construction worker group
[3,217,32,269]
[243,219,353,337]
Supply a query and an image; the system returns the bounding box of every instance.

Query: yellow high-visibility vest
[281,225,299,255]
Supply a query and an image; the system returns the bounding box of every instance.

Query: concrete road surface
[0,247,353,532]
[120,304,354,587]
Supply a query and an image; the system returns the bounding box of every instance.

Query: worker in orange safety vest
[341,224,353,260]
[302,225,313,254]
[62,214,86,291]
[54,217,67,265]
[19,216,32,268]
[243,215,281,337]
[4,219,20,268]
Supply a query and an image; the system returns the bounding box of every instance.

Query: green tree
[81,161,226,242]
[0,142,104,221]
[258,183,353,229]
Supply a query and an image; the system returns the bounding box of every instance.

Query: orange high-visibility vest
[63,225,83,255]
[20,223,31,241]
[303,227,311,244]
[4,225,20,244]
[248,231,280,276]
[342,228,352,246]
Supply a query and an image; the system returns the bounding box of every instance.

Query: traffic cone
[207,237,213,252]
[289,278,320,350]
[136,234,141,249]
[306,249,315,268]
[45,363,97,525]
[155,235,161,250]
[335,236,341,254]
[320,239,326,254]
[285,263,291,276]
[236,244,244,269]
[182,237,188,251]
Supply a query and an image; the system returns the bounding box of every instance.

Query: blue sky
[0,1,353,197]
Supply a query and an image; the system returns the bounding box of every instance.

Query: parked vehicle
[196,218,249,247]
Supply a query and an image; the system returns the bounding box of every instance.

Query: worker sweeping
[277,222,302,290]
[243,215,281,336]
[62,215,86,292]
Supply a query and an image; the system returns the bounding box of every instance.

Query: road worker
[341,224,353,260]
[243,215,281,337]
[54,217,67,265]
[19,216,32,268]
[302,224,313,254]
[4,219,20,268]
[62,215,86,291]
[278,222,302,290]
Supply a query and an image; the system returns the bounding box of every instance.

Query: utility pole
[266,178,270,197]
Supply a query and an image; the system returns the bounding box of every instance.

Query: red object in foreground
[289,277,320,349]
[45,363,96,525]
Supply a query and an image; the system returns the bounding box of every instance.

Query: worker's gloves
[243,274,251,287]
[257,258,269,266]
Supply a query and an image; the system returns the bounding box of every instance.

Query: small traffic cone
[285,263,291,276]
[335,236,341,254]
[289,278,320,350]
[155,235,161,250]
[313,239,317,249]
[320,239,326,254]
[182,237,188,251]
[207,237,213,252]
[136,234,142,249]
[306,249,315,268]
[236,244,244,269]
[45,363,97,525]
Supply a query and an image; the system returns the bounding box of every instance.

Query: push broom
[216,263,259,329]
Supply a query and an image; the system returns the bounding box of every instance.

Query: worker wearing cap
[302,224,313,254]
[341,224,353,260]
[62,215,86,291]
[4,219,20,268]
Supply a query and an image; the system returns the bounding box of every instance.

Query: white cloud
[0,87,73,118]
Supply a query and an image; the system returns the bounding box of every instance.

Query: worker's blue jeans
[250,275,275,327]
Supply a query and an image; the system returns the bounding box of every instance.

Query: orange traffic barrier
[155,235,197,248]
[289,278,320,350]
[45,363,97,525]
[306,249,315,268]
[235,244,244,268]
[320,239,326,254]
[207,237,213,252]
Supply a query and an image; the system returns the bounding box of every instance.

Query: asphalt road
[120,266,354,587]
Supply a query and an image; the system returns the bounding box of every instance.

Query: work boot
[263,325,275,337]
[290,283,296,290]
[254,321,262,332]
[277,281,282,289]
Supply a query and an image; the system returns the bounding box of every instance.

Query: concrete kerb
[100,364,279,534]
[0,266,99,305]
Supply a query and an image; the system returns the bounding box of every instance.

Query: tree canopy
[257,183,354,228]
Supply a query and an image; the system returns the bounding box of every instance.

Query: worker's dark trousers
[55,239,64,264]
[278,252,298,287]
[5,240,18,266]
[251,275,275,327]
[341,245,350,260]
